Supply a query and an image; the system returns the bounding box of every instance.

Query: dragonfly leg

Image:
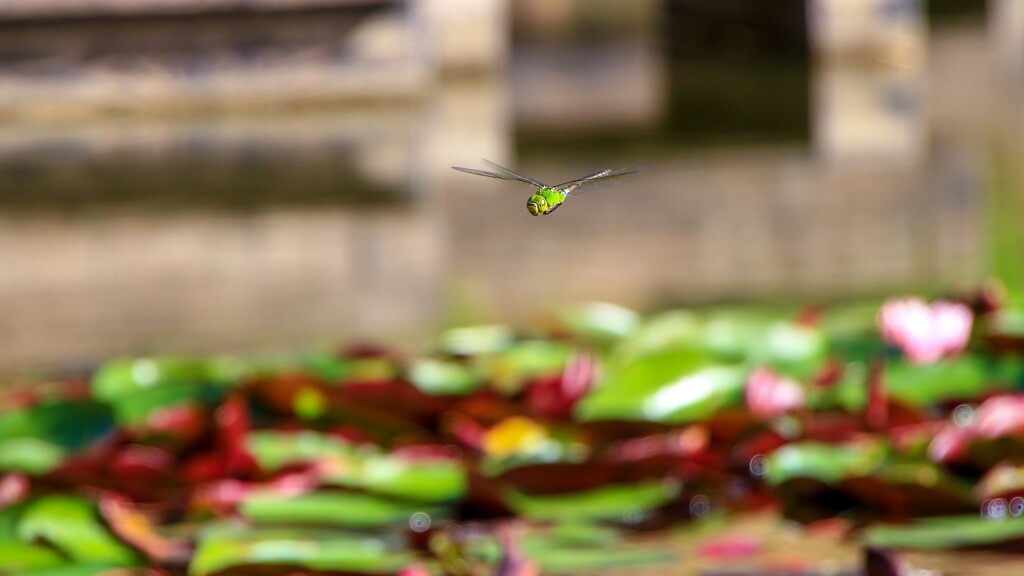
[543,202,564,215]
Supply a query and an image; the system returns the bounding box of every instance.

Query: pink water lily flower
[745,367,806,420]
[878,298,973,364]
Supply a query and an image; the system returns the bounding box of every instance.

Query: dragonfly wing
[480,159,547,188]
[452,166,540,186]
[557,167,643,192]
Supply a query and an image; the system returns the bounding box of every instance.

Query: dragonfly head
[526,194,547,216]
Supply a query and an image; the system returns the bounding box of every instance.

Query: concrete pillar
[415,0,508,73]
[808,0,927,163]
[991,0,1024,99]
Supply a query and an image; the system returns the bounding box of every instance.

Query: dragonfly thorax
[526,188,567,216]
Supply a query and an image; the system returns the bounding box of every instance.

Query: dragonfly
[452,159,641,216]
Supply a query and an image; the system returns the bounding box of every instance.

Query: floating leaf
[439,325,515,357]
[246,430,355,473]
[609,310,703,366]
[505,481,681,522]
[241,491,444,529]
[484,341,573,394]
[189,525,412,576]
[576,348,719,422]
[884,356,1003,407]
[559,302,640,341]
[764,441,888,486]
[0,541,68,572]
[864,515,1024,549]
[17,495,141,566]
[409,359,483,396]
[92,358,241,402]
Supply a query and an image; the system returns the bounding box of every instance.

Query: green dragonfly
[452,159,641,216]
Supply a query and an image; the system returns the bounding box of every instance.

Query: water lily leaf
[483,341,573,394]
[0,401,114,474]
[17,495,141,566]
[0,541,69,572]
[240,491,444,529]
[760,321,829,373]
[558,302,640,341]
[702,315,827,373]
[883,356,1005,407]
[109,383,219,428]
[439,325,515,357]
[609,310,703,366]
[408,359,484,396]
[246,430,356,473]
[464,527,675,573]
[0,438,66,475]
[20,564,140,576]
[91,357,242,402]
[0,401,113,452]
[189,525,413,576]
[764,441,888,486]
[339,455,466,503]
[638,365,747,424]
[247,430,465,503]
[303,353,350,383]
[505,481,681,522]
[575,348,718,422]
[864,515,1024,549]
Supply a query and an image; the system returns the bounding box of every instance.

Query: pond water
[0,8,1020,374]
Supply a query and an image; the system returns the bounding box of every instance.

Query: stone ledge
[0,0,399,22]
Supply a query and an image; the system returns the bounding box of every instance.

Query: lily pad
[0,401,114,474]
[189,525,413,576]
[17,495,141,566]
[764,441,889,486]
[558,302,640,341]
[92,357,242,402]
[0,541,69,572]
[240,491,444,529]
[864,515,1024,549]
[408,359,483,396]
[884,356,1005,408]
[505,480,681,522]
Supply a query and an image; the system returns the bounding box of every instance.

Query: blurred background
[0,0,1020,374]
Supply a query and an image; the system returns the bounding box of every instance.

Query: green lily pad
[864,515,1024,549]
[246,430,356,472]
[505,480,681,522]
[559,302,640,341]
[439,325,515,356]
[884,356,1004,407]
[189,525,413,576]
[764,441,889,486]
[408,359,483,396]
[578,347,745,424]
[247,431,466,503]
[21,565,129,576]
[0,401,113,473]
[91,357,242,402]
[609,310,703,365]
[483,340,573,394]
[240,491,444,529]
[17,495,141,566]
[339,455,466,503]
[0,541,68,572]
[0,438,66,475]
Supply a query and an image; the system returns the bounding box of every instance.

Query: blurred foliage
[1,293,1024,575]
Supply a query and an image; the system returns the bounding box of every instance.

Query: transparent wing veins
[557,167,642,192]
[451,166,542,187]
[480,159,547,187]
